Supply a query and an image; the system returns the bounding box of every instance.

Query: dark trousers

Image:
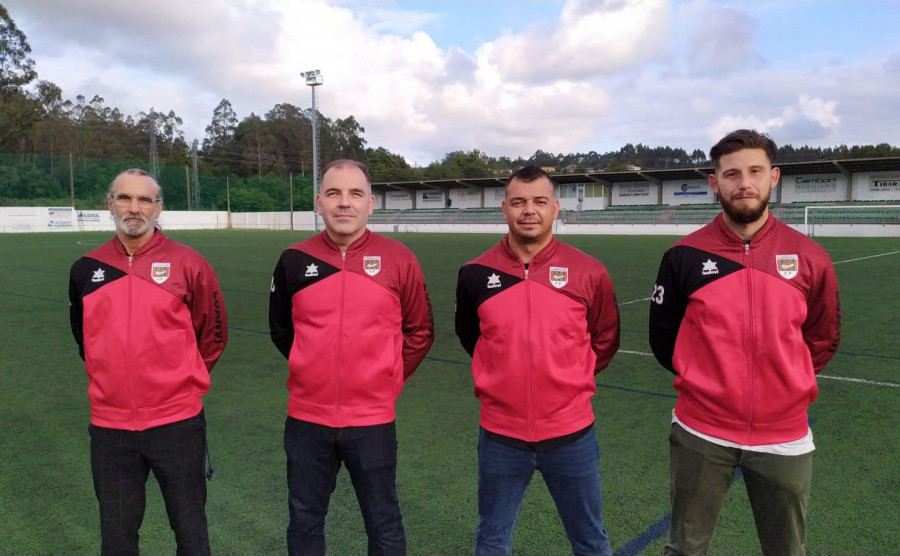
[665,423,813,556]
[89,411,210,556]
[284,417,405,556]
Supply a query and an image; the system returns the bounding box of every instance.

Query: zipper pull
[744,243,750,255]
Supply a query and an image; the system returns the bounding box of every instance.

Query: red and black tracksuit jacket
[649,214,841,445]
[455,237,620,443]
[269,229,434,428]
[69,231,228,431]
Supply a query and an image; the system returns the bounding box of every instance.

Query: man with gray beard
[69,169,228,555]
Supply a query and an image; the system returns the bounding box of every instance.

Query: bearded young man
[455,165,620,556]
[649,130,842,556]
[69,168,228,555]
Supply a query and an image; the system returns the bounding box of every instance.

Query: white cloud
[709,95,840,145]
[4,0,899,163]
[477,0,671,83]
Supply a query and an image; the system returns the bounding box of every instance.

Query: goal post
[804,205,900,236]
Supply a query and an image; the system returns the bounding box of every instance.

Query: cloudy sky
[6,0,900,164]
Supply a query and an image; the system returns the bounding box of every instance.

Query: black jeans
[284,417,405,556]
[89,411,209,556]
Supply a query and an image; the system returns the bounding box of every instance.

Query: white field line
[833,249,900,265]
[617,350,899,388]
[619,296,651,306]
[817,375,900,388]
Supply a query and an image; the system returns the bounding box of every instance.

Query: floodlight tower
[303,69,323,231]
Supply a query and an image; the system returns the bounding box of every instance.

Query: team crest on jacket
[549,266,569,288]
[151,262,171,284]
[363,256,382,276]
[775,254,799,279]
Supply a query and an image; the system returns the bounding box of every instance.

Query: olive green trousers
[664,423,813,556]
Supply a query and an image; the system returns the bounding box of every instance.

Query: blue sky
[6,0,900,164]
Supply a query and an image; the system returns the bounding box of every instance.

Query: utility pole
[149,119,160,179]
[69,153,75,208]
[303,69,323,232]
[191,139,201,209]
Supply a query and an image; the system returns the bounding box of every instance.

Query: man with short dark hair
[269,159,434,556]
[649,129,841,556]
[455,165,620,556]
[69,168,228,556]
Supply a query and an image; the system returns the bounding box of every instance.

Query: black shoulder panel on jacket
[72,257,128,298]
[282,249,340,296]
[669,245,744,296]
[459,263,523,309]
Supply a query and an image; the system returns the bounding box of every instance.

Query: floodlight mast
[304,70,323,232]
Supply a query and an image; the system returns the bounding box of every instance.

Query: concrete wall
[0,207,228,233]
[4,207,899,237]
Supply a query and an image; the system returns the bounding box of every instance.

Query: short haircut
[507,165,551,185]
[710,129,778,169]
[322,159,371,185]
[108,168,163,202]
[506,166,556,201]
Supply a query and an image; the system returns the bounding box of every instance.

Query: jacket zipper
[743,242,755,443]
[127,254,137,427]
[334,250,347,426]
[523,263,535,440]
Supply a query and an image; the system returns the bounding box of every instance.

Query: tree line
[2,5,898,210]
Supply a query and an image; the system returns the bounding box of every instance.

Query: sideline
[833,249,900,265]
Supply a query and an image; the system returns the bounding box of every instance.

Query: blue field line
[0,290,67,304]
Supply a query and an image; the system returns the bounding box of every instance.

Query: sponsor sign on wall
[870,174,900,191]
[421,191,444,203]
[796,176,838,193]
[673,183,708,196]
[618,183,650,197]
[47,207,74,228]
[77,210,103,222]
[387,191,411,200]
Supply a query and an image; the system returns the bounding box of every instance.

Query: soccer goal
[804,205,900,235]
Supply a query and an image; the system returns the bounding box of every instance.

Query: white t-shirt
[673,411,814,456]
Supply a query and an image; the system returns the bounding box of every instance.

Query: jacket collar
[711,211,778,246]
[499,234,559,265]
[113,228,165,258]
[319,228,373,253]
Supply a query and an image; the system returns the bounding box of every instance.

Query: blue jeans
[475,426,612,556]
[284,418,405,556]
